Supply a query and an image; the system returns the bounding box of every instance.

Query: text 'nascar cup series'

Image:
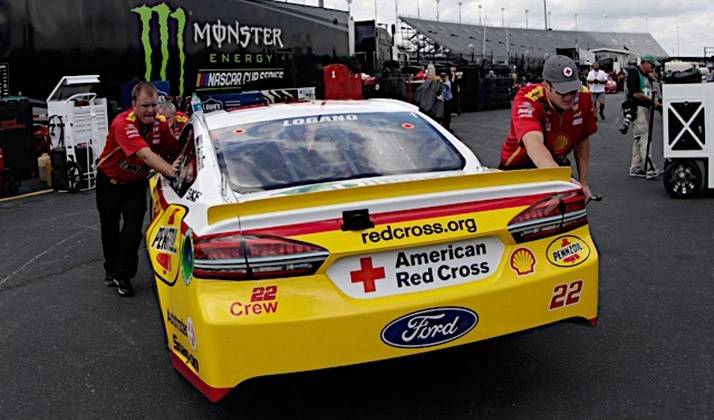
[146,98,598,402]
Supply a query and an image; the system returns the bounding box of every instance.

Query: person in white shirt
[587,62,608,120]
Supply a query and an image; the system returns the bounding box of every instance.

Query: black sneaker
[114,278,134,297]
[104,273,116,287]
[629,168,646,178]
[599,111,605,120]
[645,168,663,180]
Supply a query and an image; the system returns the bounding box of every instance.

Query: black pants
[96,170,148,281]
[443,100,452,130]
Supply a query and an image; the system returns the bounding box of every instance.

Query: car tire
[66,161,81,193]
[663,159,704,198]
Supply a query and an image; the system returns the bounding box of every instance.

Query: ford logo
[381,307,478,348]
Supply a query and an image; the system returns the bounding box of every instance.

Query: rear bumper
[163,228,599,401]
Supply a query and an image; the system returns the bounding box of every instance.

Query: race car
[146,96,599,402]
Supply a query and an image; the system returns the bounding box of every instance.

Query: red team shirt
[501,83,597,168]
[170,111,189,139]
[98,110,180,182]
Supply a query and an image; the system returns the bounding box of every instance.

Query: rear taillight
[508,191,588,243]
[192,234,329,280]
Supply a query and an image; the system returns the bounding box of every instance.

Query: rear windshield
[211,112,466,193]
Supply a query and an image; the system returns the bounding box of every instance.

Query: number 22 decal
[251,285,278,302]
[549,280,583,310]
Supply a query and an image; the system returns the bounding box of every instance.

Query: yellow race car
[147,97,598,402]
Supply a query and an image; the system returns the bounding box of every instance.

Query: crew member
[500,55,598,202]
[96,82,179,297]
[158,100,189,140]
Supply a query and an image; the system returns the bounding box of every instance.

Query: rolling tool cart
[47,75,108,192]
[661,83,714,198]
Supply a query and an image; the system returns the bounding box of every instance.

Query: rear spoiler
[207,167,573,225]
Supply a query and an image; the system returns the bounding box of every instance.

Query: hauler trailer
[1,0,351,102]
[662,83,714,197]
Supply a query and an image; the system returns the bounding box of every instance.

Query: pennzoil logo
[510,247,536,277]
[152,226,178,254]
[131,3,187,96]
[546,235,591,267]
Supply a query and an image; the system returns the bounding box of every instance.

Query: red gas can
[324,64,363,100]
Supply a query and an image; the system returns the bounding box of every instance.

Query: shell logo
[553,134,570,154]
[510,247,536,277]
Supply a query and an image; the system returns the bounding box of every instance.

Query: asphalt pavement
[0,93,712,419]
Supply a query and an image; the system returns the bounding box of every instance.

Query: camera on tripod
[619,99,635,134]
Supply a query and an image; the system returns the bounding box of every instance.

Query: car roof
[203,99,420,130]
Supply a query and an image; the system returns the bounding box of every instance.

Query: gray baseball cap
[542,55,581,94]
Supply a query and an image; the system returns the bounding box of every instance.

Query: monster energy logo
[131,3,186,96]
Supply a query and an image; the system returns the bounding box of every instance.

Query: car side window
[171,125,197,198]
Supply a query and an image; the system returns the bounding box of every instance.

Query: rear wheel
[663,159,704,198]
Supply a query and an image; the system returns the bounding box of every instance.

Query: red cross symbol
[350,257,385,293]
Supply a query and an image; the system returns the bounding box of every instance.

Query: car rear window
[211,111,466,193]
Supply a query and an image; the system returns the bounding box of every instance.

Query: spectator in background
[414,64,444,123]
[616,69,627,91]
[415,66,427,80]
[440,71,453,131]
[510,66,520,94]
[449,66,461,115]
[587,62,608,120]
[626,54,662,179]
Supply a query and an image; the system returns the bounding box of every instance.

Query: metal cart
[662,83,713,198]
[46,75,108,192]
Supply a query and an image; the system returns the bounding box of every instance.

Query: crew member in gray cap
[500,55,598,202]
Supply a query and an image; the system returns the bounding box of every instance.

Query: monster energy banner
[0,0,350,100]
